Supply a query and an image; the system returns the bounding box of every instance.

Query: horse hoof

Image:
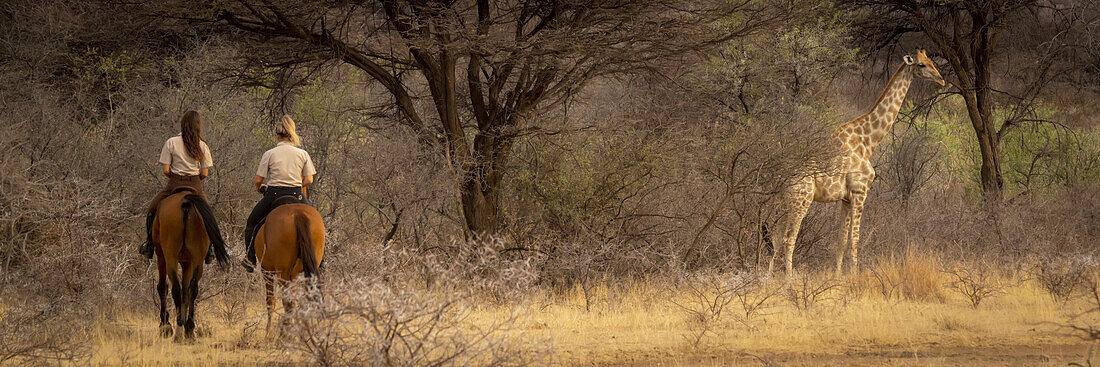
[159,324,174,338]
[241,259,255,273]
[173,332,196,344]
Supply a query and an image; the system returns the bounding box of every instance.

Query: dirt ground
[600,344,1095,366]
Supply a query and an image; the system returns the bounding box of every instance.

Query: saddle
[171,186,199,195]
[247,193,311,250]
[271,194,306,208]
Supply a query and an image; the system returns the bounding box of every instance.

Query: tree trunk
[960,90,1004,204]
[963,101,1007,203]
[970,9,1005,204]
[461,112,523,235]
[460,178,498,235]
[418,34,509,236]
[974,116,1004,203]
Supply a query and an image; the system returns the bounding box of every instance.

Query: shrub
[784,272,842,311]
[944,259,1006,308]
[1035,254,1097,304]
[282,280,547,367]
[672,271,739,349]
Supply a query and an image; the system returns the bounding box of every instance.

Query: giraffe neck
[859,64,915,154]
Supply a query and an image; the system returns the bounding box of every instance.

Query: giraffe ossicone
[768,49,946,277]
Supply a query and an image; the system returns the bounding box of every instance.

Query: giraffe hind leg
[776,180,814,278]
[767,225,779,274]
[767,203,806,276]
[783,200,812,278]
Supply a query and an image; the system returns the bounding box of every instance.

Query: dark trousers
[244,186,310,258]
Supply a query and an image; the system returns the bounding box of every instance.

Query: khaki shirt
[257,142,317,187]
[158,135,213,176]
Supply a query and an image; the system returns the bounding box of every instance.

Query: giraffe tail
[760,224,774,254]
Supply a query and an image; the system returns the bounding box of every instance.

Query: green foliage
[71,48,146,89]
[914,95,1100,197]
[508,129,668,235]
[706,1,858,108]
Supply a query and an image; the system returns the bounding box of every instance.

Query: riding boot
[242,228,256,273]
[138,211,156,259]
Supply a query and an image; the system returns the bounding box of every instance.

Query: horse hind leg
[157,256,172,338]
[167,266,184,338]
[162,253,184,330]
[264,273,276,336]
[277,276,294,338]
[181,264,201,340]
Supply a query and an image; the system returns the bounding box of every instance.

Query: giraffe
[768,49,945,277]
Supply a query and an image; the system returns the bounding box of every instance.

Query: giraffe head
[903,49,945,87]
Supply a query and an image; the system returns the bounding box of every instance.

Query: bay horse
[254,201,325,332]
[152,191,229,340]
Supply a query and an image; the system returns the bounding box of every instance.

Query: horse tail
[295,211,319,279]
[179,196,193,257]
[184,194,230,268]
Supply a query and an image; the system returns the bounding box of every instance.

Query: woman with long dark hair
[242,114,317,272]
[138,111,218,262]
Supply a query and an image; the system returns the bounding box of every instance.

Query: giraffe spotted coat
[769,49,946,276]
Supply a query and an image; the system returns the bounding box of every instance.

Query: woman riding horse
[139,111,222,264]
[142,111,229,340]
[243,115,317,272]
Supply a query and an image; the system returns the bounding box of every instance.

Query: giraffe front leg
[848,193,868,275]
[836,200,853,277]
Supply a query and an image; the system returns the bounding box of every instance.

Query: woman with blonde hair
[242,114,317,271]
[139,111,222,263]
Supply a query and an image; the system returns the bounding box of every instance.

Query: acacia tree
[149,0,775,235]
[841,0,1094,204]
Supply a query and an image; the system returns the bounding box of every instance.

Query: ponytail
[276,115,301,147]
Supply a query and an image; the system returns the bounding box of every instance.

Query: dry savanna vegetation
[2,0,1100,366]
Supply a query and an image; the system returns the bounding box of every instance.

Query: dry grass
[508,273,1081,365]
[854,251,949,303]
[73,261,1098,366]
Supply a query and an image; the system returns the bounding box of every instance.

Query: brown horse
[254,203,325,331]
[152,191,229,340]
